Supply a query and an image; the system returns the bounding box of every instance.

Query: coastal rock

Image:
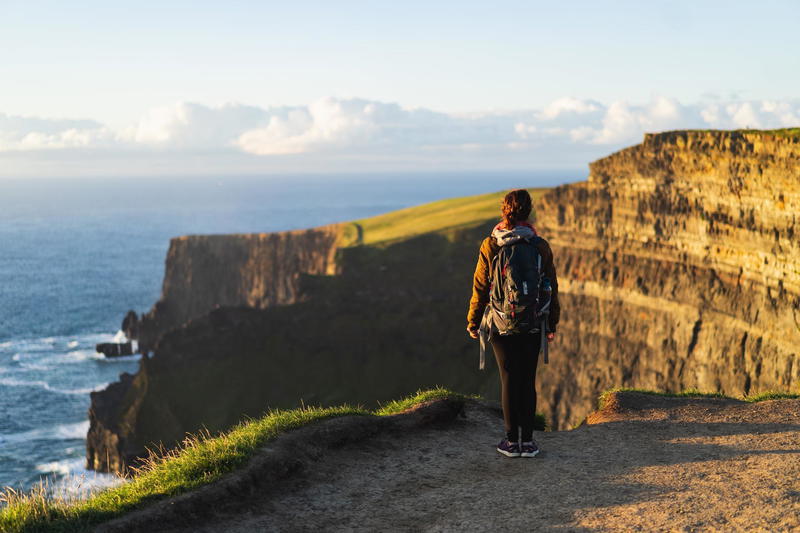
[121,310,139,340]
[87,372,144,472]
[95,342,134,357]
[86,130,800,474]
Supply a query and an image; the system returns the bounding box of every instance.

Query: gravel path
[108,394,800,532]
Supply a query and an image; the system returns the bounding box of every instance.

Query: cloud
[121,102,269,149]
[0,114,113,151]
[1,96,798,176]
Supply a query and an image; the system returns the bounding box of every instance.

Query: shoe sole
[496,448,521,457]
[520,450,540,458]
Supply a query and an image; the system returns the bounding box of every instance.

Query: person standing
[467,189,560,457]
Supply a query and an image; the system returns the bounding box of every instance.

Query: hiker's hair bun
[501,189,532,229]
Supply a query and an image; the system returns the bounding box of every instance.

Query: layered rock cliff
[535,130,800,427]
[88,129,800,474]
[135,225,342,352]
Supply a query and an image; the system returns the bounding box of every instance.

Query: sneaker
[496,439,521,457]
[520,441,540,458]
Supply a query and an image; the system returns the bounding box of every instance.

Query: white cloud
[538,97,603,121]
[0,114,113,151]
[512,96,800,145]
[1,96,798,176]
[121,102,269,149]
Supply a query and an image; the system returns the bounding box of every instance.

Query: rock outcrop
[88,129,800,474]
[95,342,133,357]
[135,225,342,352]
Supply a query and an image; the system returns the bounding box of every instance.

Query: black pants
[490,332,540,442]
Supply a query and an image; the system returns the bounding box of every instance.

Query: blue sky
[1,1,798,177]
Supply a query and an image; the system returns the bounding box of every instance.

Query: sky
[1,0,799,178]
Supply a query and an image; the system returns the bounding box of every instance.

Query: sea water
[0,170,577,491]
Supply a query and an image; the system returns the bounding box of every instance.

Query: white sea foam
[54,420,91,439]
[0,376,51,389]
[98,353,142,363]
[111,330,129,344]
[36,457,85,476]
[60,349,105,363]
[0,377,109,395]
[19,361,52,371]
[61,383,110,394]
[0,332,119,355]
[35,457,125,500]
[1,420,90,445]
[53,471,125,500]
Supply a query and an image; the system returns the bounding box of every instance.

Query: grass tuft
[744,390,800,402]
[598,387,731,410]
[597,387,800,411]
[375,386,475,416]
[1,389,477,533]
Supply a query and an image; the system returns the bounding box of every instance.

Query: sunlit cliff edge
[88,129,800,475]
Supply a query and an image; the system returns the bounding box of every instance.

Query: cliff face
[535,131,800,427]
[88,130,800,474]
[88,222,500,473]
[136,225,342,352]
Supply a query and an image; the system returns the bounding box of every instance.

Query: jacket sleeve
[539,239,560,333]
[467,238,493,330]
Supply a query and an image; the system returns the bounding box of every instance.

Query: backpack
[478,235,552,369]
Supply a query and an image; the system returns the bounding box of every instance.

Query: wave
[35,457,125,499]
[0,377,109,395]
[0,420,90,445]
[45,349,105,364]
[19,361,52,371]
[36,457,85,476]
[0,332,122,354]
[1,333,141,373]
[97,353,142,363]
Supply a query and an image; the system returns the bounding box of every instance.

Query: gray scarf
[492,225,536,247]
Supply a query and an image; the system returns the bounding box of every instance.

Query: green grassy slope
[0,389,469,533]
[340,188,550,246]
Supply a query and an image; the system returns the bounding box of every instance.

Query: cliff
[87,209,511,472]
[535,130,800,428]
[135,225,342,352]
[88,130,800,474]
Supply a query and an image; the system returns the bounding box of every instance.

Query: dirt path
[102,394,800,532]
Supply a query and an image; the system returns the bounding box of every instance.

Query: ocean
[0,170,577,491]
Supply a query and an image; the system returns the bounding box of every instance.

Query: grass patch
[598,387,730,410]
[744,390,800,402]
[340,188,551,246]
[598,387,800,411]
[1,388,469,533]
[375,387,476,416]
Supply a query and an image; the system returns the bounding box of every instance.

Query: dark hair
[501,189,532,229]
